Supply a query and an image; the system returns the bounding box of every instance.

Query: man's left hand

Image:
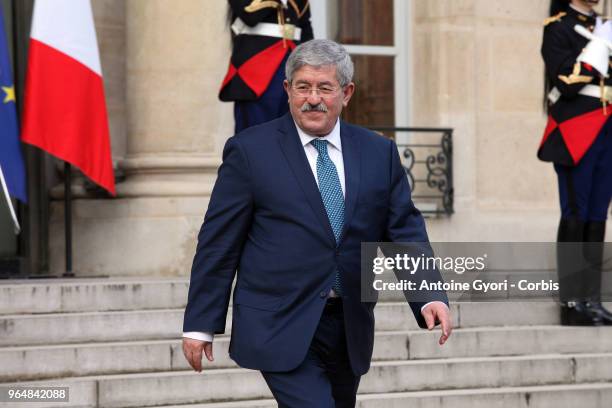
[421,302,452,345]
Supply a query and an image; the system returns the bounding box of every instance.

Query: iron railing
[369,127,454,217]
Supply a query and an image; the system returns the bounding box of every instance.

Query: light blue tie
[311,139,344,296]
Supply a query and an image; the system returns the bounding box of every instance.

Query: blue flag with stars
[0,6,26,202]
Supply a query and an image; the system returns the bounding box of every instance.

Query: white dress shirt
[183,120,447,343]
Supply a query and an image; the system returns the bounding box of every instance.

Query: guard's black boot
[583,221,612,324]
[557,217,587,326]
[560,301,604,326]
[588,301,612,324]
[557,218,585,294]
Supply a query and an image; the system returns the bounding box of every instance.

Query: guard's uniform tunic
[220,0,313,133]
[540,7,612,222]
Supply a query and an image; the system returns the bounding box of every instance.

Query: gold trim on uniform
[288,0,309,19]
[245,0,280,13]
[543,12,567,27]
[283,24,296,39]
[558,61,593,85]
[600,77,609,114]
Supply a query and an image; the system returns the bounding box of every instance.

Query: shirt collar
[295,119,342,152]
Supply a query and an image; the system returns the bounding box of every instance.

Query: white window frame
[310,0,412,130]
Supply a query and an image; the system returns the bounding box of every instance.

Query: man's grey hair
[285,39,354,87]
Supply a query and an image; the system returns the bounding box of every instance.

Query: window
[310,0,410,134]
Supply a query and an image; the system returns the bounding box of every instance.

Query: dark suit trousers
[261,299,361,408]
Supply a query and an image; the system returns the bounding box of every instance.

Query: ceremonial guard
[220,0,313,132]
[540,0,612,325]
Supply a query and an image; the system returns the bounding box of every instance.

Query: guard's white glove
[594,17,612,43]
[577,18,612,77]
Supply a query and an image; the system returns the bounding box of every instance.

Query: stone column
[120,0,232,197]
[49,0,234,276]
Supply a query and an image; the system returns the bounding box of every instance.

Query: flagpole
[63,162,74,277]
[0,164,20,234]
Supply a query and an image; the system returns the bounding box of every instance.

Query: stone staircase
[1,278,612,407]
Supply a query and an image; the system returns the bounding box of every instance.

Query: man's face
[284,65,355,136]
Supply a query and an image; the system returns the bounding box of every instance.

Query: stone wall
[411,0,611,243]
[47,0,610,276]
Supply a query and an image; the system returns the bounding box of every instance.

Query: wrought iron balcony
[369,127,454,217]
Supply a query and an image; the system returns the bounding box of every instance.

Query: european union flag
[0,6,26,202]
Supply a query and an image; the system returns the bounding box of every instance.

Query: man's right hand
[182,338,214,372]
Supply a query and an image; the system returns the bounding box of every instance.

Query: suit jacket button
[320,291,327,298]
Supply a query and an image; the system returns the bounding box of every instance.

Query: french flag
[21,0,115,195]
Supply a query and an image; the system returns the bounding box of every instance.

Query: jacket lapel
[277,114,336,246]
[339,120,360,243]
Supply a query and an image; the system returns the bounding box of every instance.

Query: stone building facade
[37,0,609,276]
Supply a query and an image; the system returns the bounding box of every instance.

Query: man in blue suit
[183,39,452,407]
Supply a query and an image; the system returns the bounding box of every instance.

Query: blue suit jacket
[183,113,448,375]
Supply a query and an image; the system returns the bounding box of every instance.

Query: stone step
[0,277,576,315]
[0,278,189,315]
[1,353,611,407]
[3,326,612,382]
[0,302,566,347]
[151,382,612,408]
[0,277,416,315]
[0,309,184,347]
